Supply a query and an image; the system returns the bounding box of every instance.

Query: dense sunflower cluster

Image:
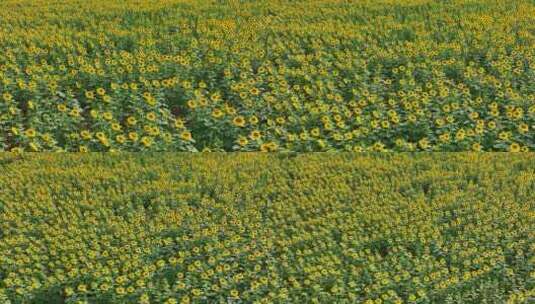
[0,0,534,151]
[0,153,533,303]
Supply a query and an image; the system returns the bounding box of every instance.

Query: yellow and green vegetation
[0,153,533,303]
[0,0,534,152]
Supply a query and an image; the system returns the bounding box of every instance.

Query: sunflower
[233,116,246,127]
[248,130,261,140]
[498,132,509,140]
[146,112,156,121]
[85,91,95,100]
[103,112,113,120]
[230,290,239,298]
[140,136,152,147]
[187,100,197,109]
[249,116,259,124]
[180,131,192,141]
[260,143,270,152]
[111,123,122,131]
[518,123,529,133]
[237,136,249,147]
[128,132,139,142]
[80,130,92,140]
[212,109,224,119]
[24,128,36,138]
[250,87,260,95]
[509,143,520,152]
[2,92,13,102]
[126,116,137,126]
[57,104,68,112]
[471,142,482,152]
[116,135,126,144]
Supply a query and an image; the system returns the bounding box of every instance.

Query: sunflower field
[0,153,533,303]
[0,0,534,152]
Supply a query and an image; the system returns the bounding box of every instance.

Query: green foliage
[0,153,533,303]
[0,0,533,151]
